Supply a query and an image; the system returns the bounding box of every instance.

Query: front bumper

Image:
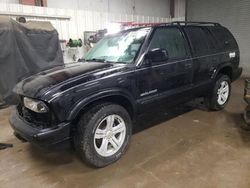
[9,110,72,150]
[232,67,243,82]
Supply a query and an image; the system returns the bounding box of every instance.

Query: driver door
[136,27,193,110]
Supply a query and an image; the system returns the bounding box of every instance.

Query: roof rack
[159,21,221,27]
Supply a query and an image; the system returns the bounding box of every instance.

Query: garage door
[187,0,250,76]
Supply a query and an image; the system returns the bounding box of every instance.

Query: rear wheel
[206,74,231,110]
[74,103,132,167]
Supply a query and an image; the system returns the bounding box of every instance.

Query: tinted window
[184,26,215,57]
[208,26,238,51]
[149,27,187,59]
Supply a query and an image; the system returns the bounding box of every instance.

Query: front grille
[17,103,55,129]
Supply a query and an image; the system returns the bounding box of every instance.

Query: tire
[206,74,231,111]
[74,103,132,167]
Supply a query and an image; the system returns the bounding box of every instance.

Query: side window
[184,26,215,57]
[208,27,238,51]
[149,27,187,59]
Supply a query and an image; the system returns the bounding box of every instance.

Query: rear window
[184,26,216,57]
[208,26,238,51]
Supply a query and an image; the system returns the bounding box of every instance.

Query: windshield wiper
[85,58,106,62]
[84,57,128,64]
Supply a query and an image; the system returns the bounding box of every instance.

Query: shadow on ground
[133,98,206,134]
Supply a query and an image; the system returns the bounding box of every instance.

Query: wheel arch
[67,90,136,122]
[214,65,233,81]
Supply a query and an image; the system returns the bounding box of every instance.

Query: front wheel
[74,103,132,167]
[206,74,231,111]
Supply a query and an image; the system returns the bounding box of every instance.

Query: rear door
[136,26,193,109]
[183,26,218,87]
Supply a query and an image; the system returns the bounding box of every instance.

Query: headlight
[23,97,48,113]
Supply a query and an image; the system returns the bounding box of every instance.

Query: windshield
[83,28,150,64]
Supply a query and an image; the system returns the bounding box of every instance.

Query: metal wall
[48,0,171,18]
[0,0,171,18]
[187,0,250,76]
[0,2,185,40]
[0,0,18,3]
[175,0,186,18]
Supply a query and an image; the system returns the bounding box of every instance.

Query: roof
[119,21,222,33]
[160,21,221,27]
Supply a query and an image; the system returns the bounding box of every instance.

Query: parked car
[9,21,242,167]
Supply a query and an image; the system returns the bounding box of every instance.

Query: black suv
[10,22,242,167]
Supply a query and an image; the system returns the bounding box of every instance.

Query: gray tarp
[0,16,63,104]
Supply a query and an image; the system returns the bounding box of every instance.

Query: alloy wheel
[217,80,229,105]
[94,114,126,157]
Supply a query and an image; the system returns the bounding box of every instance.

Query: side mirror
[146,48,169,63]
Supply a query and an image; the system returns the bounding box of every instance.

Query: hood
[14,62,116,99]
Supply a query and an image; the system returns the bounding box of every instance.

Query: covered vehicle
[0,16,63,104]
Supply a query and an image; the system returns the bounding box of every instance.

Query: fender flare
[211,63,233,80]
[67,89,136,121]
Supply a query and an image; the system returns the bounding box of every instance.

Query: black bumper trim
[9,110,72,150]
[232,67,242,82]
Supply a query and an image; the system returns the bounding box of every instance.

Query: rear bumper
[9,110,72,150]
[232,67,243,82]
